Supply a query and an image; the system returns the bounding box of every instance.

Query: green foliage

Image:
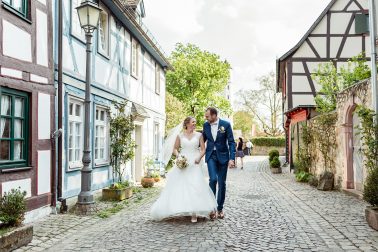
[295,171,311,183]
[252,137,285,147]
[0,188,27,227]
[294,125,313,173]
[268,149,280,162]
[312,52,370,113]
[110,101,136,183]
[165,92,186,132]
[233,111,254,138]
[166,43,232,125]
[109,181,131,190]
[308,175,319,187]
[238,71,283,136]
[270,156,281,168]
[150,171,160,179]
[355,106,378,207]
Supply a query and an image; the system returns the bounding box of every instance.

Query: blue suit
[203,119,236,211]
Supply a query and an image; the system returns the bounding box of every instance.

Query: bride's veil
[162,122,183,166]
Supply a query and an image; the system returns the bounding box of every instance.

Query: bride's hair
[183,116,195,129]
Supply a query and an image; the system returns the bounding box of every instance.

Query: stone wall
[251,146,285,156]
[308,80,372,190]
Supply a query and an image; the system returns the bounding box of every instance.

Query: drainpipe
[369,0,378,118]
[57,0,63,202]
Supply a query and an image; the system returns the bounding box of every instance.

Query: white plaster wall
[2,179,31,198]
[36,9,48,67]
[292,76,313,93]
[1,67,22,79]
[341,37,364,58]
[67,174,81,192]
[330,37,344,58]
[311,17,327,34]
[308,37,327,58]
[292,95,316,108]
[331,0,350,11]
[2,20,32,62]
[93,169,109,185]
[31,74,48,83]
[331,13,353,34]
[38,150,51,195]
[292,62,305,73]
[293,42,316,58]
[38,93,51,139]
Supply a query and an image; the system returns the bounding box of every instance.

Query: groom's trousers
[207,151,228,212]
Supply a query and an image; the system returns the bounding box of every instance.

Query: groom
[202,107,236,220]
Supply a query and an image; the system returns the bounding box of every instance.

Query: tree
[237,71,283,137]
[166,43,232,125]
[165,92,186,132]
[233,111,254,138]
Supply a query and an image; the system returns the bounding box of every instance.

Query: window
[0,88,29,169]
[94,107,109,164]
[155,64,161,95]
[131,38,139,78]
[71,0,85,40]
[68,99,83,168]
[153,123,160,159]
[98,11,109,56]
[3,0,28,18]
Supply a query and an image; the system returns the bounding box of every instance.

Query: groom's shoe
[217,211,225,219]
[209,211,217,220]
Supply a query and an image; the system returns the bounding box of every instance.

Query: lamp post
[368,0,378,118]
[76,1,102,209]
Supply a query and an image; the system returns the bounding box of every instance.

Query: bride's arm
[195,135,206,164]
[172,136,180,158]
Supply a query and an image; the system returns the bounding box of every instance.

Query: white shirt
[210,118,220,143]
[246,141,253,148]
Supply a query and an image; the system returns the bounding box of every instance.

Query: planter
[102,188,133,201]
[141,177,155,188]
[153,177,161,183]
[365,207,378,231]
[271,167,282,174]
[0,225,33,252]
[317,172,334,191]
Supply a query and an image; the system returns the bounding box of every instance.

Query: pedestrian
[246,140,253,156]
[235,137,245,169]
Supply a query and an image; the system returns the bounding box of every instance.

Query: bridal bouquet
[176,155,189,169]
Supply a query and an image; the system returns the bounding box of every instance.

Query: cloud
[143,0,331,103]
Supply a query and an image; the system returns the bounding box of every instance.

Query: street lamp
[76,0,102,210]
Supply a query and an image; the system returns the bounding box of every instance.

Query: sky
[143,0,331,102]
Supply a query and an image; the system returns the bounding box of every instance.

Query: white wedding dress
[150,132,217,221]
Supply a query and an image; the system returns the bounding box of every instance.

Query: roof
[131,103,150,118]
[276,0,337,90]
[284,105,316,115]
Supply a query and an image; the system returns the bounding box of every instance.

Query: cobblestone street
[19,156,378,251]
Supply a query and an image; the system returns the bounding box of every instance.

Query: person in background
[246,140,253,156]
[235,137,245,169]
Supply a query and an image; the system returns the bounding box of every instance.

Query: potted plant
[103,101,136,201]
[270,156,282,174]
[268,149,279,163]
[0,188,33,251]
[151,171,161,183]
[102,181,133,201]
[141,156,155,188]
[364,168,378,231]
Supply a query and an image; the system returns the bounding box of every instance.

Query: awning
[131,103,149,123]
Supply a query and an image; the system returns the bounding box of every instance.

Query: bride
[150,116,217,223]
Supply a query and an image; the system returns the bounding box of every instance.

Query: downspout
[57,0,63,202]
[369,0,378,117]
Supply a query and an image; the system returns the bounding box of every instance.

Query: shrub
[295,171,311,183]
[268,149,280,162]
[308,175,319,187]
[251,137,285,147]
[270,156,281,168]
[364,167,378,207]
[0,188,27,227]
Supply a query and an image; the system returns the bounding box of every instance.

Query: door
[134,125,143,182]
[352,112,364,192]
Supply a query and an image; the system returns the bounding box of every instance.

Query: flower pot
[0,225,33,252]
[365,206,378,231]
[317,172,334,191]
[153,177,161,183]
[271,167,282,174]
[102,188,132,201]
[141,177,155,188]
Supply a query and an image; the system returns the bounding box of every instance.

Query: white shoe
[191,214,197,223]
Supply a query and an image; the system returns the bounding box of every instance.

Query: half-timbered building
[55,0,171,201]
[277,0,371,167]
[0,0,55,221]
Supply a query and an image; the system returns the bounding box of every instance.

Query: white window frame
[155,63,161,95]
[97,10,109,57]
[94,106,109,165]
[71,0,85,41]
[131,38,139,79]
[68,98,84,169]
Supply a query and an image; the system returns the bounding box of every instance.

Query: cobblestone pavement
[19,156,378,251]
